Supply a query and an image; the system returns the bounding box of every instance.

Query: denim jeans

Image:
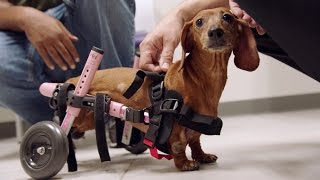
[0,0,135,124]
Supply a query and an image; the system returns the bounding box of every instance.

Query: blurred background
[1,0,319,139]
[0,1,319,179]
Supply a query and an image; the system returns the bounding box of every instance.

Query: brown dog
[66,7,259,171]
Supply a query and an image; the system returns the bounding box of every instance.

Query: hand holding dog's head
[180,7,260,71]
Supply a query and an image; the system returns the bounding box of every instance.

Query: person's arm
[0,0,79,71]
[139,0,228,72]
[0,0,25,31]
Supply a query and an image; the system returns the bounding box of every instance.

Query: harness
[122,70,223,159]
[49,70,223,172]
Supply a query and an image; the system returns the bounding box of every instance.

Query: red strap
[143,138,154,147]
[144,138,172,160]
[149,147,172,160]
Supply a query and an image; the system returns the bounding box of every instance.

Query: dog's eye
[222,14,234,23]
[195,18,203,28]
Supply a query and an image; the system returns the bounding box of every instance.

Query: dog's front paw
[177,160,200,171]
[192,153,218,164]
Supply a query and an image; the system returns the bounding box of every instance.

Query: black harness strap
[144,82,179,154]
[123,70,146,99]
[178,106,223,135]
[50,84,113,169]
[66,135,77,172]
[122,70,169,152]
[123,70,165,99]
[94,93,111,161]
[122,70,165,126]
[122,70,223,155]
[54,83,78,172]
[66,91,112,162]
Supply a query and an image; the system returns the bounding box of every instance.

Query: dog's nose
[208,28,224,39]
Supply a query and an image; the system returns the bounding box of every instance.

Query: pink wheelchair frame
[19,47,152,179]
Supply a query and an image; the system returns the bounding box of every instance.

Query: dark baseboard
[219,93,320,116]
[0,121,16,139]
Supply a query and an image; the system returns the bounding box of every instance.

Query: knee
[0,32,39,84]
[0,82,53,124]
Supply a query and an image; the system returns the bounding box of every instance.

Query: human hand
[21,8,79,71]
[229,0,266,35]
[139,13,184,72]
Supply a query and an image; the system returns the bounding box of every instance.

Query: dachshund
[66,7,260,171]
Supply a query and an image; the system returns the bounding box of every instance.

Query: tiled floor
[0,108,319,180]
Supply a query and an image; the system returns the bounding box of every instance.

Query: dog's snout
[207,28,224,39]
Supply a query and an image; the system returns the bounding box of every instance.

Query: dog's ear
[179,20,194,71]
[233,20,260,71]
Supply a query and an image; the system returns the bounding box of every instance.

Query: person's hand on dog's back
[21,7,80,71]
[139,0,229,72]
[139,0,265,72]
[138,10,184,72]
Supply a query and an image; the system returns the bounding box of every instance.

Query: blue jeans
[0,0,135,124]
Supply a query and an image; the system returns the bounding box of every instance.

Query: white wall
[135,0,320,102]
[222,53,320,102]
[135,0,155,32]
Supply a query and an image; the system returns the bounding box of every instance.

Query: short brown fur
[67,7,259,171]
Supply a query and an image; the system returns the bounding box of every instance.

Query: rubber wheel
[20,121,69,179]
[124,128,148,154]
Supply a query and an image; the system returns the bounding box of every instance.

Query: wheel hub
[36,147,46,156]
[24,132,53,169]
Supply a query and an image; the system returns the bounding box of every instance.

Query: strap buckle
[143,115,162,148]
[125,108,145,123]
[151,81,164,100]
[160,98,180,114]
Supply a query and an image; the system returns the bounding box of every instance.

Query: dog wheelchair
[19,47,151,179]
[19,47,224,179]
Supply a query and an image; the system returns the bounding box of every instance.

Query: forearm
[0,0,11,7]
[173,0,229,24]
[0,1,30,31]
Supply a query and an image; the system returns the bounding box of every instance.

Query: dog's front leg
[188,131,218,164]
[169,124,200,171]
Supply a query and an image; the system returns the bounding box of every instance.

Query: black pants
[238,0,320,82]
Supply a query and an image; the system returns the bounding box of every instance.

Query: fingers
[139,35,162,72]
[139,44,173,73]
[45,22,80,70]
[42,37,79,71]
[242,11,259,28]
[60,36,80,63]
[230,0,266,35]
[229,0,244,18]
[159,44,174,72]
[45,45,68,71]
[256,25,266,35]
[139,47,160,72]
[36,44,55,70]
[69,34,79,42]
[139,32,177,72]
[249,18,258,28]
[59,23,80,62]
[137,9,184,72]
[55,41,76,69]
[242,11,252,24]
[45,39,79,71]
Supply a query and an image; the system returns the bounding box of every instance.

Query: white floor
[0,108,320,180]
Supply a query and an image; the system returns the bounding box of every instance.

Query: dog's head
[180,7,259,71]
